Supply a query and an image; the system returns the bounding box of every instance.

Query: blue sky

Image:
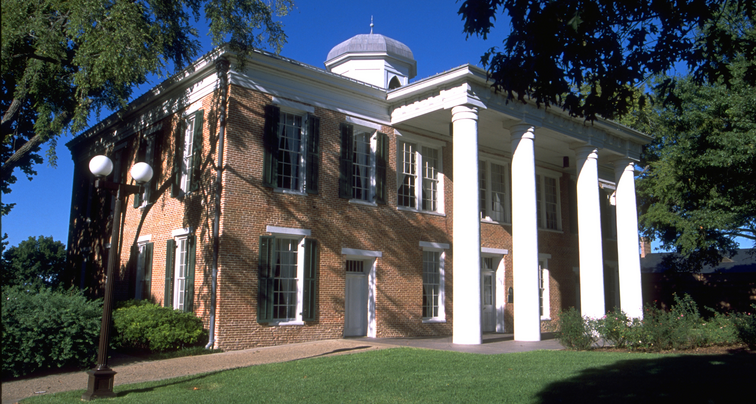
[3,1,497,248]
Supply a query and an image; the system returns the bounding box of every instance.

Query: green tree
[635,58,756,269]
[457,0,755,120]
[1,235,67,289]
[1,0,293,213]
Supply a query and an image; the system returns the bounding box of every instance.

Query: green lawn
[22,348,754,403]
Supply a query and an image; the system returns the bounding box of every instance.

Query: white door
[344,260,368,337]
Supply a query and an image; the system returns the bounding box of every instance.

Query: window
[398,140,442,212]
[479,160,510,222]
[420,241,448,322]
[172,111,203,197]
[539,254,551,320]
[258,234,318,323]
[165,233,196,312]
[339,123,387,203]
[536,173,561,230]
[263,104,320,194]
[133,134,158,208]
[134,241,153,301]
[601,187,617,240]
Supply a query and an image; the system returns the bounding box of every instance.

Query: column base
[82,367,117,400]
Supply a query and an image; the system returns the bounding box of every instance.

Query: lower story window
[134,242,153,301]
[258,235,318,323]
[165,234,196,312]
[419,243,447,322]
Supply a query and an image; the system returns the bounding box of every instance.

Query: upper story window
[339,123,387,204]
[479,159,510,223]
[263,104,320,194]
[172,111,204,197]
[536,173,561,230]
[397,139,443,213]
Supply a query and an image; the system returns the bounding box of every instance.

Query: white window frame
[266,226,312,325]
[274,106,309,195]
[173,235,189,311]
[420,241,448,323]
[479,158,511,223]
[179,115,196,195]
[539,253,552,320]
[396,136,445,214]
[536,170,562,231]
[351,129,377,203]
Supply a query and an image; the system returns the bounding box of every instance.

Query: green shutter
[144,242,154,299]
[171,123,184,197]
[257,236,275,323]
[189,111,204,192]
[375,132,388,204]
[165,239,175,307]
[262,105,280,188]
[302,239,318,321]
[184,235,196,312]
[339,123,354,199]
[306,114,320,194]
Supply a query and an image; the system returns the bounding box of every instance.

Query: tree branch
[1,134,45,183]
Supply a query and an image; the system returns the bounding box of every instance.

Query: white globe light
[89,155,113,177]
[130,162,154,184]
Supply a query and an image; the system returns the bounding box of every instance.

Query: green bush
[113,302,207,353]
[556,307,598,350]
[597,310,632,348]
[2,286,103,378]
[733,305,756,350]
[698,308,740,346]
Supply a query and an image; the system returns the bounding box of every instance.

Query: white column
[575,146,606,319]
[510,124,541,341]
[451,105,482,345]
[615,159,643,318]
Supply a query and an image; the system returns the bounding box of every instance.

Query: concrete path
[2,334,563,403]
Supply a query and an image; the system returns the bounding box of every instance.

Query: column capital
[451,105,479,123]
[573,145,599,161]
[509,123,536,141]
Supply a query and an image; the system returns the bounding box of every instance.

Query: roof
[641,249,756,274]
[326,34,414,63]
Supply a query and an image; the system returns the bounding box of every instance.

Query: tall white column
[575,146,606,319]
[614,159,643,318]
[510,124,541,341]
[451,105,482,345]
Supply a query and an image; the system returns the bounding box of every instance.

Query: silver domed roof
[326,34,414,62]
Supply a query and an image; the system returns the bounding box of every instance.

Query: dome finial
[370,16,374,34]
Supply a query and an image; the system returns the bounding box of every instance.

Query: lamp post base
[82,368,117,400]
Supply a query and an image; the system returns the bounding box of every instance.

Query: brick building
[66,33,652,350]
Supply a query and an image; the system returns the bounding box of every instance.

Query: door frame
[481,247,508,333]
[342,248,381,338]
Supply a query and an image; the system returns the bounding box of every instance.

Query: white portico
[388,65,651,344]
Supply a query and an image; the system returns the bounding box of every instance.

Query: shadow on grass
[114,371,224,398]
[536,351,755,403]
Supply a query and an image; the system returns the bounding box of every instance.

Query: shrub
[2,286,102,378]
[698,308,740,346]
[597,310,632,348]
[733,305,756,350]
[556,307,598,350]
[113,302,207,352]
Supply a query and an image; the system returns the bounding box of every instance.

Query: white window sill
[422,318,446,324]
[274,188,306,196]
[538,228,564,234]
[481,218,511,225]
[397,206,445,216]
[349,199,377,207]
[268,320,305,326]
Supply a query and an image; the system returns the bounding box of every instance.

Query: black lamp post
[82,155,153,401]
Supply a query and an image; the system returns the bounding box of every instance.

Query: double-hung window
[339,123,387,204]
[397,139,443,213]
[133,131,159,207]
[479,159,510,222]
[539,254,551,320]
[172,110,204,197]
[536,172,561,230]
[262,104,320,194]
[420,241,448,322]
[258,227,318,324]
[165,230,196,312]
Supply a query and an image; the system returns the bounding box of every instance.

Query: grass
[21,348,754,403]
